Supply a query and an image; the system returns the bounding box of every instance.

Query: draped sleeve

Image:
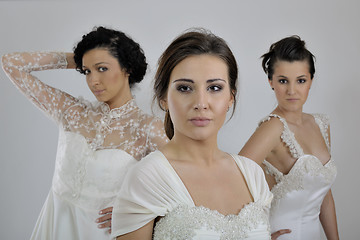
[111,150,193,238]
[233,155,273,209]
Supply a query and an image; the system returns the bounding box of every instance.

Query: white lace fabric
[2,52,168,160]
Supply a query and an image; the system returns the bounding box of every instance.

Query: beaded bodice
[260,114,337,207]
[153,202,270,240]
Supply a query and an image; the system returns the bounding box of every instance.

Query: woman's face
[163,54,233,141]
[269,60,312,112]
[82,48,130,108]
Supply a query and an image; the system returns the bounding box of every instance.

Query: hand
[96,207,113,233]
[271,229,291,240]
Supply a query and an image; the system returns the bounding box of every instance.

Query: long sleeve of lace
[2,52,78,124]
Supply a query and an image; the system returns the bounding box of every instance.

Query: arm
[238,118,283,165]
[320,189,339,240]
[116,220,154,240]
[1,52,78,123]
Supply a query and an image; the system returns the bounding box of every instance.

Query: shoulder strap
[260,114,304,159]
[312,114,331,153]
[263,160,283,184]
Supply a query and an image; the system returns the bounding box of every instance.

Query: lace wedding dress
[111,151,273,240]
[261,114,337,240]
[2,52,168,240]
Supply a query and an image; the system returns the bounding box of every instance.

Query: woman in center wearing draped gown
[111,29,273,240]
[239,36,339,240]
[1,26,168,239]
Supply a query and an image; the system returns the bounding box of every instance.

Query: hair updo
[73,26,147,87]
[261,35,315,80]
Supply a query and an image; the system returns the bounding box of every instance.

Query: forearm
[320,190,339,240]
[1,51,77,122]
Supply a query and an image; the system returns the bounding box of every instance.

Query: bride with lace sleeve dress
[1,27,168,240]
[112,30,273,240]
[239,36,339,240]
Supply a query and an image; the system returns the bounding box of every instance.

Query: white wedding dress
[111,151,273,240]
[261,114,337,240]
[2,52,168,240]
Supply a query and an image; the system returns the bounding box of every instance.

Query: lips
[189,117,211,127]
[93,89,105,96]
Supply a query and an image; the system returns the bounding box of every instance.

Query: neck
[107,88,133,110]
[274,106,304,125]
[165,133,221,166]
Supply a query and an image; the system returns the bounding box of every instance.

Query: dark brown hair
[262,35,315,80]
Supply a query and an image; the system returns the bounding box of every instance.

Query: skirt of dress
[30,189,109,240]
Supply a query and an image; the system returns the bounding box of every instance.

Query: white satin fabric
[111,151,273,240]
[262,114,337,240]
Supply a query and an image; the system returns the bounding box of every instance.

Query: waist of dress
[52,174,120,210]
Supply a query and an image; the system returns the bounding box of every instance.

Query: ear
[228,90,235,109]
[160,99,168,111]
[268,79,273,89]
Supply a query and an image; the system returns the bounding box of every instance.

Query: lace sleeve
[1,52,78,124]
[145,117,168,155]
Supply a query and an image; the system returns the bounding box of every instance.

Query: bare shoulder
[239,115,284,165]
[257,115,284,137]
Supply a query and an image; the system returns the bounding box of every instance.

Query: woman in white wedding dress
[1,26,168,240]
[111,29,273,240]
[239,36,339,240]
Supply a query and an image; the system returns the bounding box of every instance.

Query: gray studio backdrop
[0,1,359,239]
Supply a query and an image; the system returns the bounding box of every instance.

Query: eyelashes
[175,84,224,93]
[82,66,108,75]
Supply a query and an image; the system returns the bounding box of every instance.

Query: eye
[83,69,90,75]
[298,79,306,84]
[98,67,108,72]
[208,85,223,92]
[278,79,288,84]
[176,85,192,93]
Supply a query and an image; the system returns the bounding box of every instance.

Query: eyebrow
[275,75,308,78]
[82,62,110,68]
[172,78,226,83]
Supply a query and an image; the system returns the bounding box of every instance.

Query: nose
[287,83,296,95]
[87,73,100,86]
[193,90,208,110]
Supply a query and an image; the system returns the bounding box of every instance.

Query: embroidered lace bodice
[111,151,272,240]
[2,52,168,210]
[260,114,337,240]
[2,52,167,158]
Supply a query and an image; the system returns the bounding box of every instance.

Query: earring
[272,88,274,90]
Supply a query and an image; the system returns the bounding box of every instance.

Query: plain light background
[0,1,359,239]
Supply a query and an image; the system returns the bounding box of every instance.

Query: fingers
[99,206,113,215]
[97,213,112,223]
[96,206,113,232]
[271,229,291,240]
